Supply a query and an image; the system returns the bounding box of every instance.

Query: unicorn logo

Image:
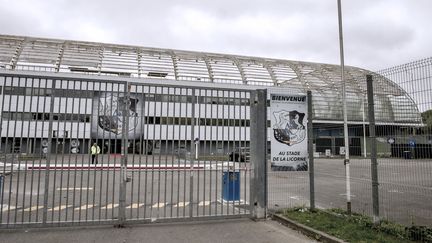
[273,110,306,146]
[97,94,138,135]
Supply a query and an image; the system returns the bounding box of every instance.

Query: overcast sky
[1,0,431,71]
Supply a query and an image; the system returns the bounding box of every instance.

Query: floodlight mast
[337,0,352,215]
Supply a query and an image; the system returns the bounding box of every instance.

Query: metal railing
[268,57,432,230]
[0,72,269,228]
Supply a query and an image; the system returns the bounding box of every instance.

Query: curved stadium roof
[0,34,421,124]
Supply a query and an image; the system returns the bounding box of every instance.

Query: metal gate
[0,73,267,228]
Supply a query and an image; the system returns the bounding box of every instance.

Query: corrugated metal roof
[0,34,422,123]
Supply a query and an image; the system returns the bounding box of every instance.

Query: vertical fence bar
[182,89,188,217]
[7,77,22,225]
[362,97,367,158]
[157,87,163,216]
[42,79,56,225]
[101,83,110,221]
[27,78,41,223]
[227,91,232,215]
[243,92,248,215]
[150,87,156,217]
[220,90,225,215]
[220,91,224,214]
[14,77,28,224]
[111,83,118,219]
[176,88,182,218]
[128,84,136,220]
[21,77,35,223]
[169,88,176,218]
[195,89,200,217]
[203,89,208,216]
[189,90,196,218]
[36,79,50,223]
[233,91,238,215]
[118,82,129,226]
[213,90,218,215]
[208,90,213,216]
[68,80,77,223]
[136,84,144,219]
[94,81,103,222]
[307,91,315,211]
[0,77,13,226]
[82,81,91,222]
[57,81,68,223]
[143,89,150,219]
[76,81,85,223]
[51,80,61,223]
[63,81,70,222]
[163,88,170,218]
[0,77,7,225]
[7,77,20,225]
[366,74,380,224]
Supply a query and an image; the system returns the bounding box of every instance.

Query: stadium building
[0,34,422,157]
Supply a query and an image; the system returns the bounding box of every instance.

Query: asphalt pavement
[0,218,316,243]
[268,157,432,226]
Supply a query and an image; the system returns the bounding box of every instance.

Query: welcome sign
[270,94,308,171]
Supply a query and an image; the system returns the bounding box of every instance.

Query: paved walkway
[1,219,316,243]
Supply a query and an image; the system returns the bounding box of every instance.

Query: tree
[421,109,432,127]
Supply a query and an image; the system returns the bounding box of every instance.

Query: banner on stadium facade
[270,94,308,171]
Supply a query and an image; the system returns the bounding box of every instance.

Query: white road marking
[218,199,246,204]
[173,202,189,208]
[289,196,300,200]
[126,203,145,209]
[388,189,404,194]
[48,205,72,211]
[23,205,44,212]
[1,200,226,213]
[57,187,93,191]
[151,202,166,208]
[1,205,16,211]
[198,201,211,206]
[101,203,118,209]
[75,204,97,210]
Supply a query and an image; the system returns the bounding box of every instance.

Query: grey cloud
[0,0,431,71]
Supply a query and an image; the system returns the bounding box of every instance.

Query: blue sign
[409,140,416,147]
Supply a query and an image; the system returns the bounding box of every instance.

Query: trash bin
[403,151,411,159]
[222,171,240,201]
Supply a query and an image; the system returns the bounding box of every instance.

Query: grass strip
[280,207,431,243]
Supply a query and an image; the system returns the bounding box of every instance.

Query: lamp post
[337,0,351,214]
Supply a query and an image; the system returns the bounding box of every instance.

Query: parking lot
[268,157,432,226]
[0,155,250,226]
[1,155,431,227]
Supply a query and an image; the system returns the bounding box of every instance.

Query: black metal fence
[268,57,432,233]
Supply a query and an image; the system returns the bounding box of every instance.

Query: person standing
[91,143,101,164]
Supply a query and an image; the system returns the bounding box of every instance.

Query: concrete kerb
[271,213,347,243]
